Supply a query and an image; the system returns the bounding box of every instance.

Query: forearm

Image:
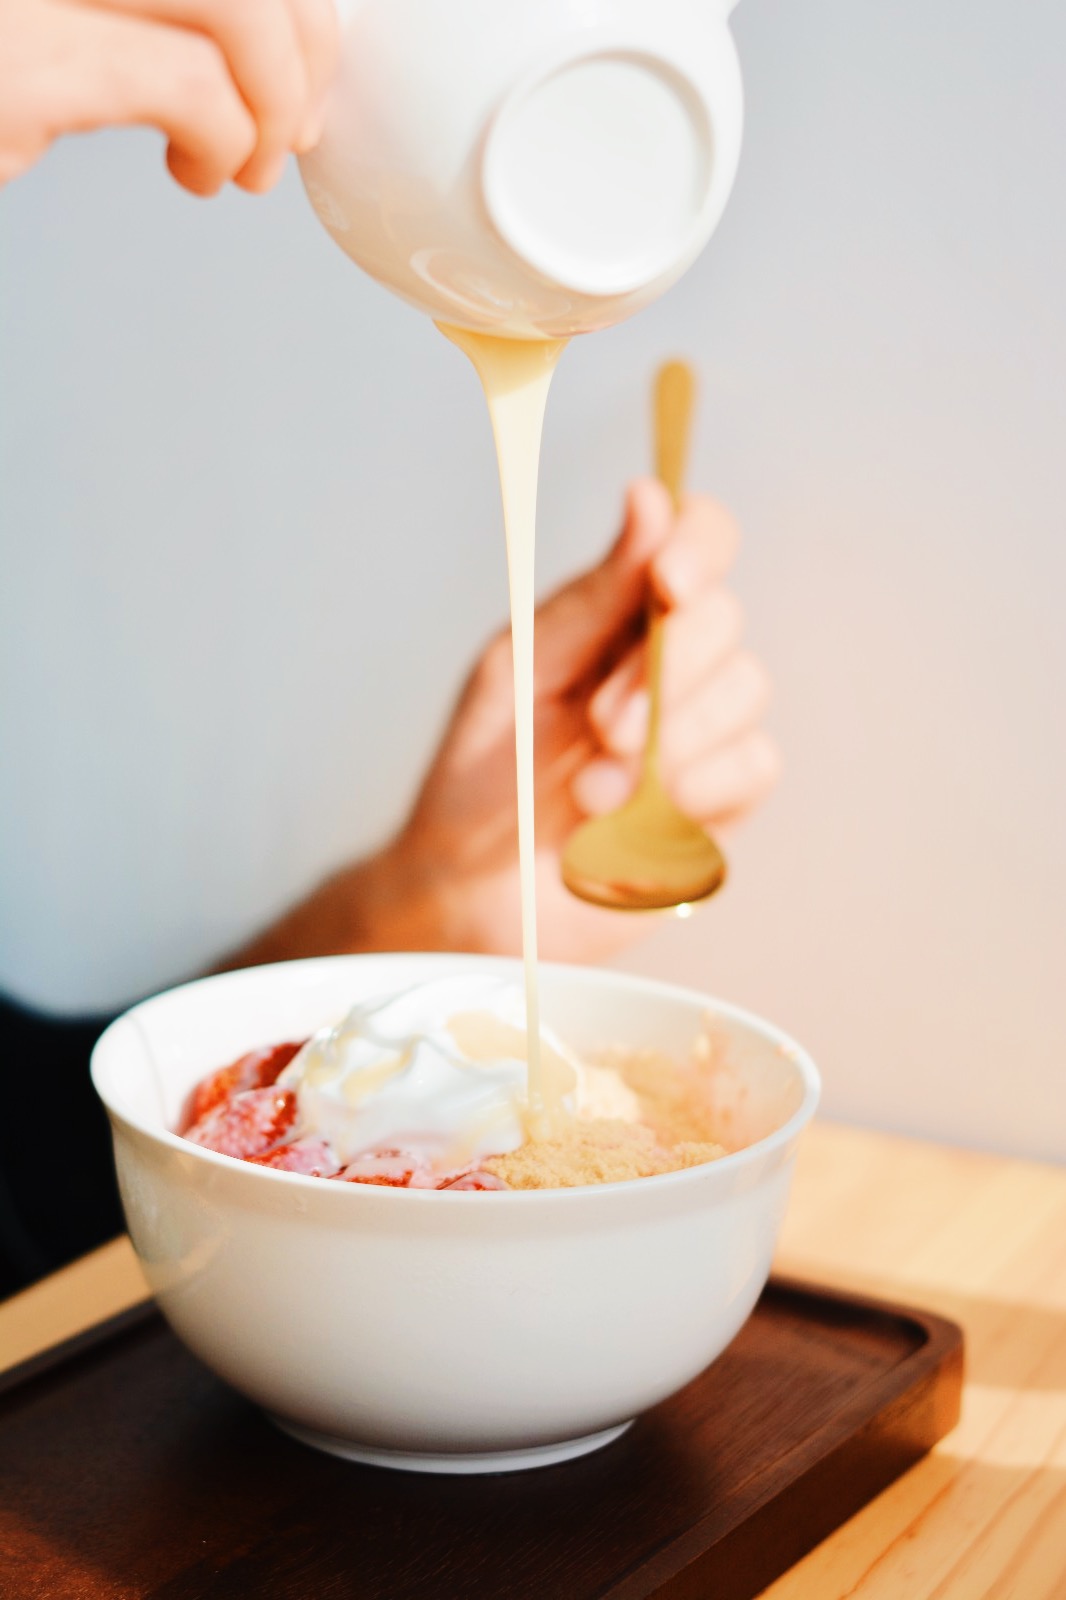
[212,838,457,971]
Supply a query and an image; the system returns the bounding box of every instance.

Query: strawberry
[185,1087,297,1160]
[437,1171,508,1191]
[248,1138,340,1177]
[342,1172,414,1187]
[335,1150,417,1187]
[183,1041,305,1128]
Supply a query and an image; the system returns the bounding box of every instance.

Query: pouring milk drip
[297,0,746,1125]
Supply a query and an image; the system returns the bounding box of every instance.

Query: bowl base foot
[271,1415,634,1474]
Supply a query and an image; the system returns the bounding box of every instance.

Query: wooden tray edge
[605,1277,965,1600]
[0,1297,156,1401]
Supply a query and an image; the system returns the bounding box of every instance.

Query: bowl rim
[91,952,821,1203]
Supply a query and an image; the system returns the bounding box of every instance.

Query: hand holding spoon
[560,361,727,911]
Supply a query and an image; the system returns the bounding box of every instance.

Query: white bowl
[299,0,744,335]
[91,955,819,1474]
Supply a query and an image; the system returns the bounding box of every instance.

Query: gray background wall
[2,0,1063,1158]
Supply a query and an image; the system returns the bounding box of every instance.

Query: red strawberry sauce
[181,1040,508,1189]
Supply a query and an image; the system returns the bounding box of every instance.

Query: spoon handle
[644,361,696,785]
[654,360,696,513]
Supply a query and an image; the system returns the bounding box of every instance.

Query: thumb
[534,477,673,695]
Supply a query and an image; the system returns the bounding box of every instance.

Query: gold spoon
[561,360,727,911]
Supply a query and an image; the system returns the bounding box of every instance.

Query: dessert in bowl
[91,953,819,1474]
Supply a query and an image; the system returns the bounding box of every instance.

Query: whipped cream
[278,975,639,1169]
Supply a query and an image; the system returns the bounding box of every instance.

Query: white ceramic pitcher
[298,0,744,337]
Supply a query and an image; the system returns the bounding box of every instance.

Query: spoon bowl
[562,774,726,910]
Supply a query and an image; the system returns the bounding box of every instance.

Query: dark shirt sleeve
[0,993,123,1299]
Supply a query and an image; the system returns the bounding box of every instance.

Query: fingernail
[297,98,330,154]
[242,152,288,193]
[589,657,639,732]
[573,759,632,816]
[609,689,649,755]
[654,543,696,605]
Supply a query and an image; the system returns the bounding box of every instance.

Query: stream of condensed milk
[437,324,569,1137]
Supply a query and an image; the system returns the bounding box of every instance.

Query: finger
[589,585,745,745]
[47,10,256,194]
[570,756,635,818]
[585,648,645,739]
[594,684,650,758]
[661,586,747,707]
[286,0,341,149]
[571,728,781,824]
[597,648,770,763]
[651,493,740,607]
[660,651,772,769]
[88,0,308,191]
[533,477,673,696]
[672,732,781,825]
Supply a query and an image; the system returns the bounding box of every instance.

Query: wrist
[210,836,446,972]
[374,823,514,957]
[290,838,455,957]
[340,836,453,953]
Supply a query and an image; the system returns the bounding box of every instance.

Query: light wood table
[2,1121,1064,1598]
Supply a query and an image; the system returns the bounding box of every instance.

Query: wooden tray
[0,1279,962,1600]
